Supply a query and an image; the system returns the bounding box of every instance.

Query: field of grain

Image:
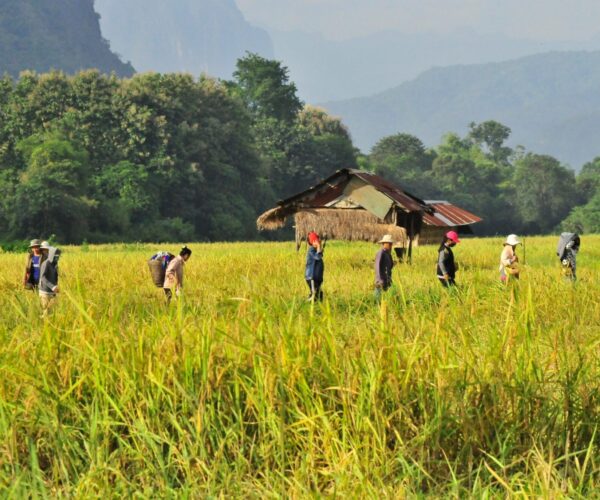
[1,236,600,496]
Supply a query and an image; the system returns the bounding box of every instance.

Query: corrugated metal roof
[423,201,482,227]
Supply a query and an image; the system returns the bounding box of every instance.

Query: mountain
[322,51,600,168]
[270,29,600,103]
[95,0,273,79]
[0,0,133,77]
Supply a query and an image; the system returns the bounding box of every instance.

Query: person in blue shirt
[23,239,44,290]
[305,231,324,302]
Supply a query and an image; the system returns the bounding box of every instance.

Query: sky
[236,0,600,41]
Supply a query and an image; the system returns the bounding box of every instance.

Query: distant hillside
[271,29,600,103]
[95,0,273,78]
[0,0,133,77]
[323,51,600,168]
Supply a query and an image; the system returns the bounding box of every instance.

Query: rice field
[1,236,600,497]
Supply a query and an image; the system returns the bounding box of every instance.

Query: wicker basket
[148,259,166,288]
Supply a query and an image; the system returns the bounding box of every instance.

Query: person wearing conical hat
[305,231,324,302]
[437,231,460,287]
[499,234,521,283]
[374,234,395,300]
[23,239,44,291]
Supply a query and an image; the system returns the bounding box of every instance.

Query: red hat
[446,230,460,244]
[308,231,320,245]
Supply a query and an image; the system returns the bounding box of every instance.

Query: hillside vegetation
[95,0,273,78]
[1,237,600,495]
[0,0,133,77]
[324,51,600,168]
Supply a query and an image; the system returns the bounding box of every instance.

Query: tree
[12,132,92,242]
[233,53,303,123]
[370,133,437,196]
[468,120,512,164]
[561,191,600,234]
[513,153,577,233]
[575,157,600,204]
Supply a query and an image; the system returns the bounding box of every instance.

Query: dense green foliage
[0,56,356,244]
[2,238,600,495]
[367,122,600,236]
[1,53,600,245]
[0,0,133,77]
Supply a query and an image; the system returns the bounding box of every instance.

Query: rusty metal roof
[278,169,429,214]
[423,200,483,227]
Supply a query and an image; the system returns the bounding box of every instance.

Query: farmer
[557,232,580,281]
[437,231,460,287]
[23,239,44,290]
[305,231,324,302]
[163,246,192,302]
[374,234,395,299]
[499,234,521,282]
[38,241,61,316]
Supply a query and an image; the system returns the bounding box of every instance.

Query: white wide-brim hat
[40,241,51,250]
[378,234,394,244]
[505,234,521,246]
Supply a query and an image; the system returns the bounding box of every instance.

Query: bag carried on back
[148,251,175,287]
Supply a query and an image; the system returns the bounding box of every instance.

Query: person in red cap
[437,231,460,287]
[305,231,324,301]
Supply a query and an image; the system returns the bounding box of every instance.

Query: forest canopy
[1,54,599,246]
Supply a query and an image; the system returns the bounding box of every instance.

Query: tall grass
[1,236,600,496]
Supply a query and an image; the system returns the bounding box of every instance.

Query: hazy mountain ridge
[95,0,273,78]
[322,51,600,168]
[270,28,600,102]
[0,0,133,77]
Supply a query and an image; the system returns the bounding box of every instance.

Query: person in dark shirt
[39,242,61,316]
[437,231,460,287]
[374,234,395,300]
[305,232,324,301]
[23,239,44,290]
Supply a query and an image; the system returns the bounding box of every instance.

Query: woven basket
[148,259,166,288]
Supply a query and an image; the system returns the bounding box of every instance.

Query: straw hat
[29,239,42,248]
[505,234,521,246]
[378,234,394,244]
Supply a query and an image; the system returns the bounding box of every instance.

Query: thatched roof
[294,209,408,245]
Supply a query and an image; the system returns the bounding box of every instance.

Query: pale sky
[236,0,600,41]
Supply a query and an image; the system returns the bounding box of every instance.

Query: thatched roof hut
[257,169,482,251]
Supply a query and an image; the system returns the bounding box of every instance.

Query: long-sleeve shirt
[499,245,517,276]
[163,255,185,290]
[305,247,324,282]
[375,248,394,289]
[39,248,60,296]
[436,244,456,279]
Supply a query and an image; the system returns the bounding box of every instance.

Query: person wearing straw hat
[38,241,61,316]
[374,234,395,299]
[499,234,521,283]
[23,239,44,290]
[437,231,460,287]
[305,231,324,302]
